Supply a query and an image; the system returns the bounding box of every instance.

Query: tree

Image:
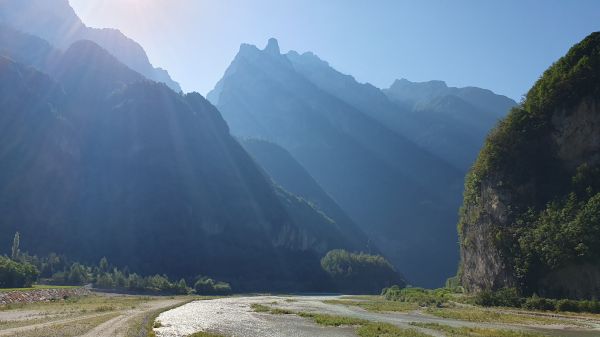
[0,256,38,288]
[11,232,20,260]
[67,263,88,285]
[176,278,189,295]
[99,257,109,273]
[320,249,405,294]
[96,273,114,289]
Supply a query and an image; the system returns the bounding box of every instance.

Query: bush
[523,295,556,311]
[473,290,600,314]
[474,288,522,307]
[194,277,232,295]
[556,299,582,312]
[382,286,449,307]
[0,256,39,288]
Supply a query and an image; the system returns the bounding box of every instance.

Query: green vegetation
[473,287,522,307]
[250,303,293,315]
[297,312,368,326]
[188,332,228,337]
[0,284,79,292]
[474,288,600,314]
[425,307,576,326]
[458,32,600,297]
[0,255,38,288]
[324,297,418,312]
[250,303,271,312]
[298,312,428,337]
[194,277,232,295]
[382,286,450,307]
[0,232,230,295]
[321,249,404,294]
[411,322,547,337]
[356,323,431,337]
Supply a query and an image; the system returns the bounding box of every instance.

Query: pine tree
[11,232,20,260]
[99,257,109,273]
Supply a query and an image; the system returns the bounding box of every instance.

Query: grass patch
[0,285,80,293]
[188,332,228,337]
[426,307,582,326]
[357,322,431,337]
[0,314,73,330]
[297,312,368,326]
[250,303,292,315]
[250,303,270,312]
[324,298,418,312]
[13,312,120,337]
[269,307,293,315]
[0,295,149,313]
[411,322,547,337]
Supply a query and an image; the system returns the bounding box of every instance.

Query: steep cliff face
[459,32,600,299]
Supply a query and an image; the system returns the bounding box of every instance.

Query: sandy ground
[155,295,600,337]
[0,296,187,337]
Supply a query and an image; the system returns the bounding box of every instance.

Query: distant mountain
[0,36,372,291]
[286,51,516,171]
[208,38,464,287]
[459,32,600,299]
[385,78,516,117]
[0,0,182,92]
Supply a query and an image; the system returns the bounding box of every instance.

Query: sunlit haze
[69,0,600,100]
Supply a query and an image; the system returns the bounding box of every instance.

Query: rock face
[0,0,182,92]
[459,32,600,299]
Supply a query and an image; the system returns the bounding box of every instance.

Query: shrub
[474,288,522,307]
[523,295,556,311]
[194,277,232,295]
[382,286,449,307]
[0,256,39,288]
[556,299,582,312]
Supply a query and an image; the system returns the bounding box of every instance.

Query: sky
[69,0,600,101]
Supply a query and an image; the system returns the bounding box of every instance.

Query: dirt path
[80,298,186,337]
[0,298,187,337]
[0,311,111,336]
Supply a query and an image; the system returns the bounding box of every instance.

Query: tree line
[1,232,231,295]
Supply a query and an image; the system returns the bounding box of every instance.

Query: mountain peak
[390,78,448,90]
[264,38,280,55]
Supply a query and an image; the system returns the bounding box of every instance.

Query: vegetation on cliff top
[459,32,600,297]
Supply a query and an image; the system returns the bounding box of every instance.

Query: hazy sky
[69,0,600,100]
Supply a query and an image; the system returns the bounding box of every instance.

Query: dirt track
[0,296,187,337]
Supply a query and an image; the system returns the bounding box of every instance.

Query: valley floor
[0,293,190,337]
[2,293,600,337]
[155,295,600,337]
